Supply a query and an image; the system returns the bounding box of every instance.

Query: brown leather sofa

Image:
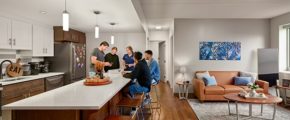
[194,71,269,102]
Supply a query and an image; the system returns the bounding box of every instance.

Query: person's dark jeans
[129,82,149,97]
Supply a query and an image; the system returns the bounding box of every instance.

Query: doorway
[159,41,166,82]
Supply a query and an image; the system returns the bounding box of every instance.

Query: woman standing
[122,46,135,71]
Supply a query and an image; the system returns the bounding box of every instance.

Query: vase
[249,89,257,97]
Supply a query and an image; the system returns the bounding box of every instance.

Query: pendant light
[110,23,116,45]
[62,0,69,31]
[94,11,100,38]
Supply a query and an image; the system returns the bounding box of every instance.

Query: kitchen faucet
[0,60,12,79]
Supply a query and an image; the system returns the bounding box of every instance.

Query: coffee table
[224,93,282,120]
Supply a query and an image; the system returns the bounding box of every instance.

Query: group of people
[90,41,161,99]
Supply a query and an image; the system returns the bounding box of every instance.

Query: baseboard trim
[174,93,196,99]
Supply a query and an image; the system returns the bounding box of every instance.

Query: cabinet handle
[28,92,31,97]
[45,48,47,53]
[43,48,45,53]
[8,38,12,45]
[13,39,16,45]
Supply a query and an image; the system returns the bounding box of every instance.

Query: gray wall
[86,32,146,74]
[173,19,270,93]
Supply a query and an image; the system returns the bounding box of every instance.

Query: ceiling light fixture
[62,0,69,31]
[40,11,47,14]
[155,26,162,30]
[94,11,101,38]
[110,22,116,45]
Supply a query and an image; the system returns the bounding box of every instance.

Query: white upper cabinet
[11,20,32,50]
[0,17,12,49]
[32,25,54,57]
[0,16,32,50]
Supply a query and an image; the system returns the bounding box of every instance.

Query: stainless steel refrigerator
[45,43,86,85]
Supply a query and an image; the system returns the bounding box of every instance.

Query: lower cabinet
[2,79,45,105]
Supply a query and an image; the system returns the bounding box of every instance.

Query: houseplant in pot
[247,83,259,97]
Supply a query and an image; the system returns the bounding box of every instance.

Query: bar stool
[150,84,161,115]
[116,93,145,120]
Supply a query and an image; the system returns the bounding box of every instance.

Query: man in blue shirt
[144,50,161,85]
[124,51,152,99]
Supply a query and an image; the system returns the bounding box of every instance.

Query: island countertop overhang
[2,73,130,110]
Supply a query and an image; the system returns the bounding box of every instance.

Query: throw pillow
[203,75,217,86]
[196,71,210,80]
[234,77,252,86]
[239,71,257,83]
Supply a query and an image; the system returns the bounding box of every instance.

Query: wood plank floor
[147,81,198,120]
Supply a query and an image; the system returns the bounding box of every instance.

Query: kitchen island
[2,73,131,120]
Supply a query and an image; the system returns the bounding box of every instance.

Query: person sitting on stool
[144,50,161,85]
[123,51,152,99]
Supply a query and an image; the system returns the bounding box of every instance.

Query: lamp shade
[180,66,186,73]
[95,26,99,38]
[62,11,69,31]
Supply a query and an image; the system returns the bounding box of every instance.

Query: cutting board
[6,58,23,77]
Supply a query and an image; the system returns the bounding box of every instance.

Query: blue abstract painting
[199,42,241,60]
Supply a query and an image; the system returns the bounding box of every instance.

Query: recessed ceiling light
[155,26,162,30]
[40,11,47,14]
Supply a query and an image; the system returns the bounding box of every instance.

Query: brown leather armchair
[193,71,269,102]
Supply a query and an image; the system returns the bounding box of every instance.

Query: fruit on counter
[85,76,110,83]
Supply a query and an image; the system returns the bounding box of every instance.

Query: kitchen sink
[0,76,30,82]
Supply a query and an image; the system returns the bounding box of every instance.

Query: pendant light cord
[65,0,67,11]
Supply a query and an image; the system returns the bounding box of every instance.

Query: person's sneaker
[143,98,152,105]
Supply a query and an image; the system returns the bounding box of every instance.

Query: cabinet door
[79,32,86,44]
[44,28,54,56]
[2,81,30,105]
[70,30,79,42]
[32,25,44,56]
[12,20,32,50]
[0,17,12,49]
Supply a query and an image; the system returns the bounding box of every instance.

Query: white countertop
[0,72,64,86]
[2,73,130,110]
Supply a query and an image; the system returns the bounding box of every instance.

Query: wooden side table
[176,80,191,100]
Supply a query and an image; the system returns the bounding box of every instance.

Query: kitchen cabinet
[54,26,86,43]
[2,79,44,105]
[79,32,86,44]
[32,25,54,56]
[0,16,32,50]
[0,17,12,49]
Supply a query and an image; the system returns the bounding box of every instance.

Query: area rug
[188,99,290,120]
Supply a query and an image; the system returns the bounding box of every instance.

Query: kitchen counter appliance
[45,43,86,85]
[22,64,31,76]
[39,61,50,73]
[28,62,40,75]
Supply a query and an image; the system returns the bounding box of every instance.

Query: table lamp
[180,66,187,82]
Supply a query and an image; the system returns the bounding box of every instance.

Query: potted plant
[247,83,259,97]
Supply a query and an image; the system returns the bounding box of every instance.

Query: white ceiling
[139,0,290,30]
[0,0,143,33]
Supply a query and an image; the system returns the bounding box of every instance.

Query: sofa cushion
[234,77,252,86]
[208,71,239,85]
[196,71,210,80]
[239,86,264,93]
[240,71,257,83]
[221,85,243,94]
[203,76,217,86]
[204,86,225,95]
